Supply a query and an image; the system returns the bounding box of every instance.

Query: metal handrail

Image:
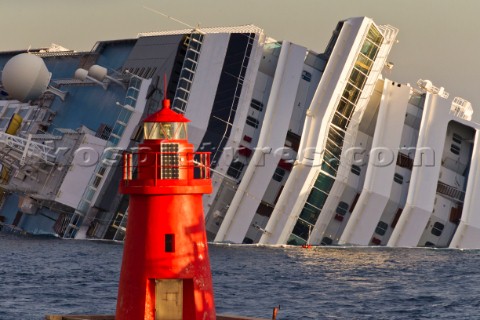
[122,151,211,184]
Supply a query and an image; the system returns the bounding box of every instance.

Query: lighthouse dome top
[143,99,190,123]
[143,99,189,140]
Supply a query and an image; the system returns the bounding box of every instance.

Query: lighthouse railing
[122,151,211,185]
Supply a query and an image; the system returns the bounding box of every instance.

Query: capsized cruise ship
[0,17,479,249]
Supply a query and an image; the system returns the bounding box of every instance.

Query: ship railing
[436,181,465,203]
[450,97,473,121]
[122,151,211,185]
[0,132,56,166]
[396,152,414,170]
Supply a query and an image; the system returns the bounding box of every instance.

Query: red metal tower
[115,97,215,320]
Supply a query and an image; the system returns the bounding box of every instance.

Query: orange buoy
[115,97,215,320]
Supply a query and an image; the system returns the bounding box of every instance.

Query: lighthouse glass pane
[144,122,187,140]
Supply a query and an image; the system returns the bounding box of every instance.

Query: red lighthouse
[116,97,215,320]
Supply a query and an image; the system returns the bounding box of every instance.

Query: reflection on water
[212,244,480,319]
[0,235,479,320]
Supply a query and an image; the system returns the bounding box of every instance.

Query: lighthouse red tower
[115,97,215,320]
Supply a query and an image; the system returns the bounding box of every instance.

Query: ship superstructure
[0,17,479,248]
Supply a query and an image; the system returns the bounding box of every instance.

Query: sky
[1,0,480,114]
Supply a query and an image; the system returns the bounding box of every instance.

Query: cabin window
[273,167,286,182]
[243,237,254,244]
[431,222,444,236]
[425,241,435,247]
[351,165,361,176]
[336,201,349,216]
[92,176,102,188]
[349,68,367,89]
[246,116,259,128]
[98,166,107,177]
[360,39,380,60]
[226,161,244,179]
[375,221,388,236]
[321,237,333,245]
[250,99,264,112]
[450,144,460,155]
[452,133,462,144]
[18,107,30,119]
[0,118,9,130]
[393,173,404,184]
[302,70,312,82]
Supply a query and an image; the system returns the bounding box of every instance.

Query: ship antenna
[142,5,197,30]
[162,73,170,109]
[164,73,167,100]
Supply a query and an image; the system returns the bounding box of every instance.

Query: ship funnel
[1,53,67,102]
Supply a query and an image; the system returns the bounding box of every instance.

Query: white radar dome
[74,68,89,81]
[88,65,108,81]
[1,53,51,102]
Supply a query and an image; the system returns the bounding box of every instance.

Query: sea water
[0,233,479,320]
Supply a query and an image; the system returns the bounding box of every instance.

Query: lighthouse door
[155,279,183,320]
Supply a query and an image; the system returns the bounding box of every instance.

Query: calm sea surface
[0,233,479,320]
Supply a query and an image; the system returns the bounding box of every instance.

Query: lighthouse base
[45,314,269,320]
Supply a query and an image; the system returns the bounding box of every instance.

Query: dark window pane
[349,68,367,89]
[226,161,244,179]
[336,201,349,216]
[250,99,264,111]
[394,173,403,184]
[351,165,361,176]
[450,144,460,155]
[246,116,259,128]
[375,221,388,236]
[452,133,462,144]
[431,222,445,236]
[342,83,361,104]
[360,39,379,60]
[321,237,333,245]
[302,70,312,82]
[165,234,175,252]
[273,167,286,182]
[292,219,312,241]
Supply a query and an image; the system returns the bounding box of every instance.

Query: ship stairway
[436,181,465,203]
[172,31,204,113]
